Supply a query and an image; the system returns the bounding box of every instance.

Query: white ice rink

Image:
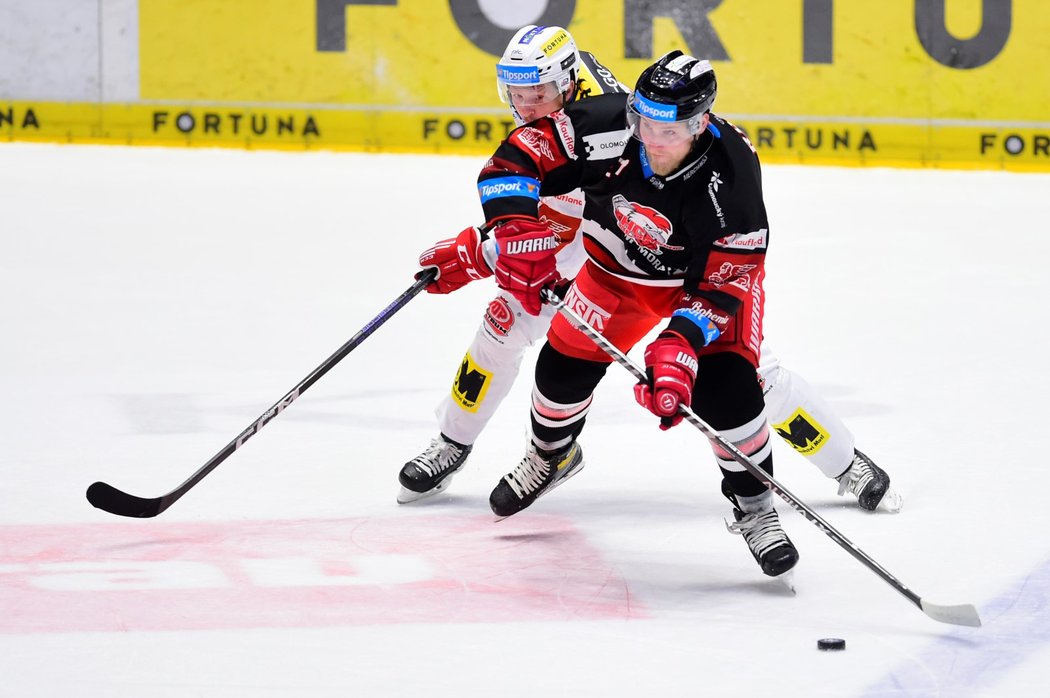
[2,142,1049,697]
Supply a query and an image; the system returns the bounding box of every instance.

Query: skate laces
[837,452,875,497]
[505,448,551,499]
[727,510,790,558]
[412,438,466,477]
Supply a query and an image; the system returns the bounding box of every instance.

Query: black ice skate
[397,435,472,504]
[722,481,799,577]
[489,442,584,518]
[836,449,903,513]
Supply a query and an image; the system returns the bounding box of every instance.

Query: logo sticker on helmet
[633,93,678,122]
[497,64,541,85]
[518,25,546,44]
[542,30,570,56]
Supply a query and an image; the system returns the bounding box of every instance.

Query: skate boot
[489,441,584,518]
[837,449,903,513]
[397,435,472,504]
[723,480,799,577]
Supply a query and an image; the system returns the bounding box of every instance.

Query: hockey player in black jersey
[403,26,899,525]
[479,51,803,576]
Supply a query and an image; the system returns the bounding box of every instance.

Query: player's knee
[692,352,764,430]
[535,342,608,403]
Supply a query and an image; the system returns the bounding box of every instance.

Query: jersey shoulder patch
[563,94,631,161]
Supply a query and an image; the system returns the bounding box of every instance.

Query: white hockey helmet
[496,25,581,124]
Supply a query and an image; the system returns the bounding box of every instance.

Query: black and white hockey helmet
[627,51,717,137]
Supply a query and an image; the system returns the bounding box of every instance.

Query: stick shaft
[543,288,980,627]
[86,271,436,518]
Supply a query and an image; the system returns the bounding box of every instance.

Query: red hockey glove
[417,226,493,294]
[493,218,561,315]
[633,332,698,430]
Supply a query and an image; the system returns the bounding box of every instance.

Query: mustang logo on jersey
[612,194,683,252]
[710,261,757,290]
[451,352,493,413]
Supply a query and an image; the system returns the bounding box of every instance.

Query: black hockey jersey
[477,92,769,342]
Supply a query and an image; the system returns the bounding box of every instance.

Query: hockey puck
[817,638,846,651]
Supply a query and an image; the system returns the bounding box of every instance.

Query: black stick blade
[86,481,165,518]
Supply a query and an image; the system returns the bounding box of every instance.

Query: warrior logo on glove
[492,218,564,316]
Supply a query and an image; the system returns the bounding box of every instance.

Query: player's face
[636,116,704,173]
[507,82,565,122]
[636,117,695,148]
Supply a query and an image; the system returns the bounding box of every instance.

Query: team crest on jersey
[710,261,757,290]
[612,194,683,252]
[485,297,515,337]
[515,127,556,162]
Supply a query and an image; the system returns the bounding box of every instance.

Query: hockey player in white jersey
[399,25,902,515]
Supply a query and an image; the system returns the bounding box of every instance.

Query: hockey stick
[541,288,982,628]
[86,269,438,518]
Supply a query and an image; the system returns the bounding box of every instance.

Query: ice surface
[2,142,1049,697]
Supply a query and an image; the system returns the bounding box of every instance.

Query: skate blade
[396,480,450,505]
[877,487,904,514]
[775,569,797,595]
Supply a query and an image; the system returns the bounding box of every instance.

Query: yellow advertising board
[3,0,1048,170]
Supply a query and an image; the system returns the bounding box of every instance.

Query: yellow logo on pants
[772,407,829,456]
[451,352,491,413]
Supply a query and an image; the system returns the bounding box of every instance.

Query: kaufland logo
[497,64,540,85]
[633,94,677,122]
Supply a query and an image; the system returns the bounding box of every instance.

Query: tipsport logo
[497,64,540,85]
[633,93,677,122]
[478,176,540,203]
